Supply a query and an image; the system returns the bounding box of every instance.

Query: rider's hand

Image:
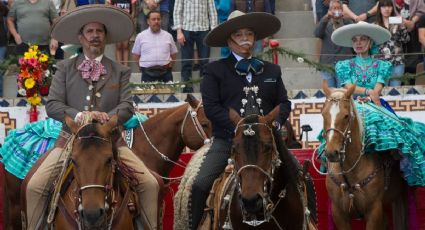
[91,111,110,124]
[366,89,382,106]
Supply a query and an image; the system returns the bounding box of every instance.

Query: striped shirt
[173,0,218,31]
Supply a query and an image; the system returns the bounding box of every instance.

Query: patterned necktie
[235,58,264,76]
[77,59,107,82]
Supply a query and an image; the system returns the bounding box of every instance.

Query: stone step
[273,37,321,68]
[278,0,312,11]
[275,11,316,39]
[282,67,323,90]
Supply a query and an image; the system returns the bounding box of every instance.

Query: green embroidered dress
[318,56,425,186]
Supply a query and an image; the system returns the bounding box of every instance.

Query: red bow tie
[77,59,107,82]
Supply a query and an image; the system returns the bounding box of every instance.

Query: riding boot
[189,138,232,230]
[117,146,160,230]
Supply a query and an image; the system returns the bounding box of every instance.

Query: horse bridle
[230,115,284,227]
[72,127,117,230]
[322,98,354,164]
[181,100,211,144]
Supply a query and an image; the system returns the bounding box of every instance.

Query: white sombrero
[51,4,134,44]
[331,22,391,47]
[204,10,281,47]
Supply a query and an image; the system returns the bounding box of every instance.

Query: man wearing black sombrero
[25,5,159,229]
[189,10,291,229]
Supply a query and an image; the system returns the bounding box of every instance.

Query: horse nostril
[241,194,263,213]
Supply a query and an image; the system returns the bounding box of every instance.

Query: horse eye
[201,123,209,128]
[106,157,113,164]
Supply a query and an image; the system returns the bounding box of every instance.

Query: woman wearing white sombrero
[322,21,425,187]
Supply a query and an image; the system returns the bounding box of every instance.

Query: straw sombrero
[331,22,391,47]
[51,4,134,44]
[204,10,281,47]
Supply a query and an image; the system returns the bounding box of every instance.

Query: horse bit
[223,116,285,229]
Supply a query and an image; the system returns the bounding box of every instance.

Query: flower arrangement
[17,45,54,106]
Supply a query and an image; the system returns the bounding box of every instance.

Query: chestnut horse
[217,106,312,229]
[2,94,211,229]
[321,84,407,230]
[51,115,137,229]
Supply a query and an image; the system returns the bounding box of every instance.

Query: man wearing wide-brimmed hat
[188,10,291,229]
[25,5,159,229]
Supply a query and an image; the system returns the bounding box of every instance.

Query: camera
[333,11,342,17]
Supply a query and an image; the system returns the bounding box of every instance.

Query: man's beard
[89,46,102,56]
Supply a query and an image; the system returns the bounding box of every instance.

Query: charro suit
[25,55,160,230]
[46,54,133,124]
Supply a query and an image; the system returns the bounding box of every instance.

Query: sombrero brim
[331,23,391,47]
[51,5,134,44]
[205,12,281,47]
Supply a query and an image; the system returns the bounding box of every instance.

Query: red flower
[40,85,49,96]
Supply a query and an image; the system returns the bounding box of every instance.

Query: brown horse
[133,94,211,178]
[51,115,136,229]
[321,83,407,230]
[3,94,211,229]
[215,106,312,229]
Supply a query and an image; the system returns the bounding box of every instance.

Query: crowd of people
[0,0,277,95]
[315,0,425,87]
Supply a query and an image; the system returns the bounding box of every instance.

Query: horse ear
[264,105,280,124]
[322,80,332,97]
[345,84,356,98]
[229,108,241,125]
[185,94,200,109]
[98,115,119,137]
[64,115,80,134]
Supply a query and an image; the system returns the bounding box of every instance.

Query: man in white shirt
[132,10,177,82]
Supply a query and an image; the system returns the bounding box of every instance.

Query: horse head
[322,82,356,162]
[229,105,281,219]
[65,115,119,228]
[181,94,212,148]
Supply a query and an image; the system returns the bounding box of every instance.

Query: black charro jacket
[200,54,292,141]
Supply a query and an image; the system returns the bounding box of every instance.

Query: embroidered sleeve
[376,60,393,85]
[335,59,353,87]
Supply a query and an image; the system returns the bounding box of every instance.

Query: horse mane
[329,89,364,140]
[273,128,300,187]
[142,102,187,124]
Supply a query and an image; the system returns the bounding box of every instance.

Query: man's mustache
[237,41,253,46]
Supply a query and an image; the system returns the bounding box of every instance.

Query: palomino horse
[202,106,311,229]
[321,83,407,230]
[3,94,211,229]
[51,115,137,229]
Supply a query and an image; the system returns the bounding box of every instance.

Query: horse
[3,94,211,229]
[51,115,137,229]
[321,83,408,230]
[220,106,313,229]
[132,94,211,178]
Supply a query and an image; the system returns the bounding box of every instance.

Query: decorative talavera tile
[147,95,162,103]
[386,88,401,96]
[293,90,308,99]
[313,90,325,98]
[15,99,28,107]
[0,99,10,107]
[166,95,180,102]
[406,87,420,95]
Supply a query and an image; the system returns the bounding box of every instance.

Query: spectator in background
[314,0,352,88]
[7,0,58,56]
[215,0,231,57]
[108,0,136,66]
[0,1,7,97]
[137,0,168,32]
[417,14,425,72]
[342,0,378,23]
[374,0,409,87]
[315,0,330,23]
[132,10,177,82]
[230,0,272,54]
[393,0,425,74]
[173,0,217,93]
